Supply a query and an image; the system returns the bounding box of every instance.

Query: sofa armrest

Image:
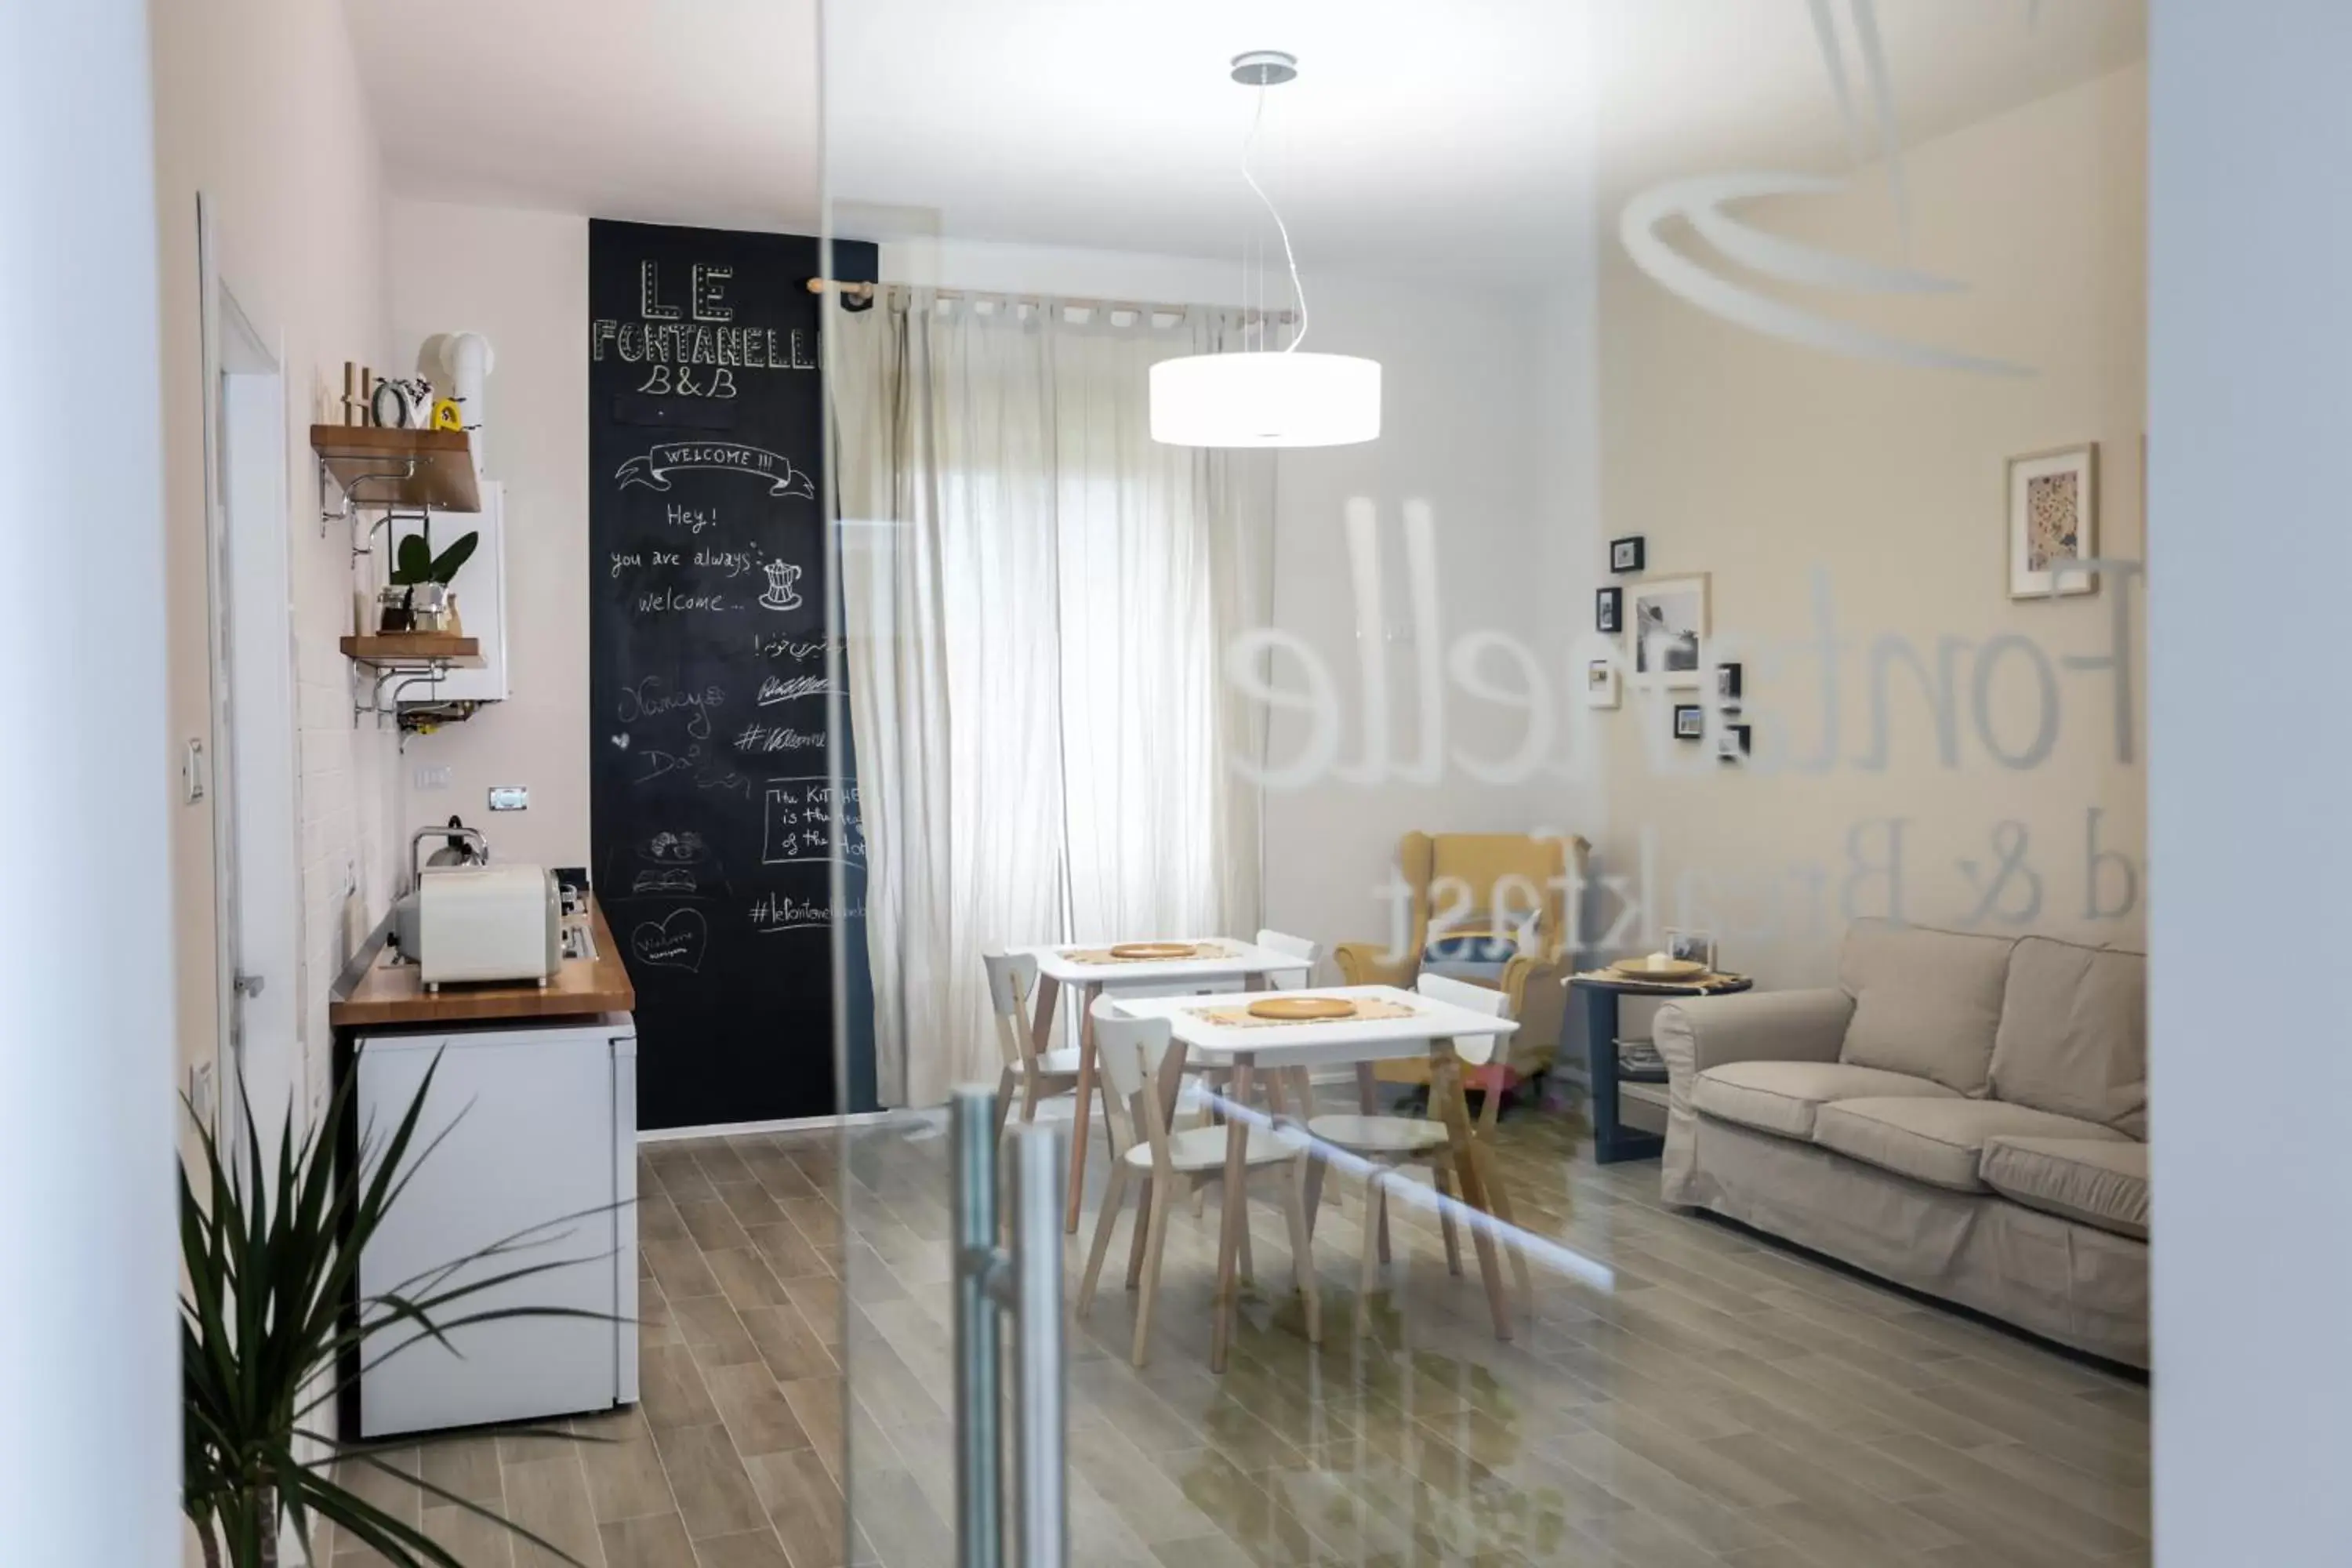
[1332,941,1416,990]
[1654,988,1853,1081]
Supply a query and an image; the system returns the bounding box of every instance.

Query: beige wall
[1592,64,2147,985]
[388,201,594,870]
[151,0,400,1123]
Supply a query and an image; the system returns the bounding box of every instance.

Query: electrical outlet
[414,764,452,790]
[488,786,529,811]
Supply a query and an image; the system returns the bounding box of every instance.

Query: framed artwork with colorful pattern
[2007,442,2099,599]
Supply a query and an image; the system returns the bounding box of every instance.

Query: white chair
[1076,996,1323,1367]
[1306,971,1531,1334]
[982,950,1080,1142]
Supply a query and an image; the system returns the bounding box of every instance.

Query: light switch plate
[414,764,452,791]
[488,786,529,811]
[182,739,207,804]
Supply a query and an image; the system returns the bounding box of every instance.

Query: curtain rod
[804,277,1297,325]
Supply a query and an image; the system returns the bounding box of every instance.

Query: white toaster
[416,863,561,989]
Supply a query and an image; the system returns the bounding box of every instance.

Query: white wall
[2147,4,2352,1559]
[388,200,593,870]
[0,4,177,1560]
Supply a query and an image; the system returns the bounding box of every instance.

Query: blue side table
[1570,971,1754,1163]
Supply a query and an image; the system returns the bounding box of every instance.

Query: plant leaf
[392,532,430,585]
[428,531,478,584]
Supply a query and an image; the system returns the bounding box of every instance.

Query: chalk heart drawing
[1619,172,2031,378]
[759,559,804,612]
[630,908,708,974]
[615,441,815,500]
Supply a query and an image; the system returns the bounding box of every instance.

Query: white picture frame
[1583,659,1622,710]
[1627,572,1711,688]
[2007,442,2099,598]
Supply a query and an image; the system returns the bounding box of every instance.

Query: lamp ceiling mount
[1229,50,1298,88]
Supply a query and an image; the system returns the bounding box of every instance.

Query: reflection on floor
[329,1106,2151,1567]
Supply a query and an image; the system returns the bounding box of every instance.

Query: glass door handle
[951,1088,1067,1568]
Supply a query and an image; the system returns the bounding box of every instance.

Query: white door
[201,201,305,1152]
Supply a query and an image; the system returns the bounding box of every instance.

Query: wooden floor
[328,1101,2151,1567]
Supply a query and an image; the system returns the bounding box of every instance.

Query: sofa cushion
[1837,920,2016,1095]
[1692,1061,1958,1142]
[1980,1136,2150,1240]
[1989,938,2147,1138]
[1812,1097,2130,1192]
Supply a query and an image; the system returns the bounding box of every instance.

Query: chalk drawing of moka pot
[759,558,804,612]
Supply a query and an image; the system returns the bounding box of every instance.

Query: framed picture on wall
[1628,573,1710,686]
[1672,703,1705,740]
[1610,535,1646,573]
[1717,724,1751,761]
[1584,659,1622,710]
[1596,586,1622,634]
[2007,442,2100,598]
[1715,662,1743,705]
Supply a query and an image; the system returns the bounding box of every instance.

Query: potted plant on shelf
[182,1057,604,1567]
[379,528,478,635]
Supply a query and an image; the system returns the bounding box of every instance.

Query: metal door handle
[951,1087,1066,1568]
[232,972,266,998]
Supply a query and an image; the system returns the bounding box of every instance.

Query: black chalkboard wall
[588,220,877,1129]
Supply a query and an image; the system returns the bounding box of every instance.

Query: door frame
[197,193,307,1153]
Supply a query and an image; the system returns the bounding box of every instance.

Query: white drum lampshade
[1149,350,1381,448]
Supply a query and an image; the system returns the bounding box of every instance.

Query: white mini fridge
[354,1017,638,1438]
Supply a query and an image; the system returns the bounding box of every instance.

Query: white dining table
[1110,984,1523,1371]
[1011,938,1317,1233]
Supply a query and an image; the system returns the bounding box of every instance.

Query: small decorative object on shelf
[1715,661,1743,705]
[1609,535,1646,573]
[370,375,435,430]
[430,396,465,432]
[1717,723,1751,761]
[1666,927,1717,970]
[382,529,480,633]
[1596,586,1622,634]
[1673,702,1704,740]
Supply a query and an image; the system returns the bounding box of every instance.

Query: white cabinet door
[356,1025,622,1436]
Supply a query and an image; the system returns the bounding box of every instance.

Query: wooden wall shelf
[310,426,481,513]
[341,633,484,669]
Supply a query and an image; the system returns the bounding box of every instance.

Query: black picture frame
[1596,586,1622,633]
[1715,662,1743,704]
[1718,723,1752,761]
[1609,535,1646,574]
[1673,703,1705,740]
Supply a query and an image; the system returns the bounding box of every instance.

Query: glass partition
[824,4,2151,1563]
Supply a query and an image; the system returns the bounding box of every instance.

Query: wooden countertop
[329,894,636,1029]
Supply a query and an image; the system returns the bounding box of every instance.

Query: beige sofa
[1656,920,2149,1367]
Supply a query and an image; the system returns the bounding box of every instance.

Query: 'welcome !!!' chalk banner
[586,219,878,1128]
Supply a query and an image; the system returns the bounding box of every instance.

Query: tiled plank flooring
[329,1102,2150,1567]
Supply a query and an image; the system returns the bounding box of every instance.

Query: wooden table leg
[1210,1054,1255,1373]
[1430,1040,1513,1341]
[1065,980,1101,1233]
[1298,1065,1330,1238]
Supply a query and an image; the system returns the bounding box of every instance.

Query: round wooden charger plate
[1247,996,1356,1021]
[1110,942,1198,960]
[1610,956,1708,982]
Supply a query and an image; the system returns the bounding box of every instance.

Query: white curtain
[832,291,1273,1108]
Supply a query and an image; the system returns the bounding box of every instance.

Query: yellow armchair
[1334,830,1590,1084]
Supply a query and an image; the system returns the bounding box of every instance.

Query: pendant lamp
[1149,51,1381,448]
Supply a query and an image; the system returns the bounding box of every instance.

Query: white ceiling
[349,0,2142,281]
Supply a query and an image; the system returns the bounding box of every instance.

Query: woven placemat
[1572,968,1751,995]
[1060,941,1239,965]
[1189,998,1418,1029]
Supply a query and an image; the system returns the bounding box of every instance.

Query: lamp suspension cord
[1240,83,1309,353]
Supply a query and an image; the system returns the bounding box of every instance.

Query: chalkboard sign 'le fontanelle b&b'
[588,220,876,1130]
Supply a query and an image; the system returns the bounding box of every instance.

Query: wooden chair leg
[1124,1175,1153,1290]
[1131,1174,1173,1367]
[1277,1163,1321,1345]
[993,1068,1018,1145]
[1432,1160,1465,1278]
[1356,1172,1385,1339]
[1078,1158,1130,1317]
[1475,1142,1536,1302]
[1236,1197,1255,1284]
[1377,1200,1392,1266]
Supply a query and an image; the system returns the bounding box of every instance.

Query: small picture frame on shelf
[1666,928,1718,970]
[1717,723,1751,761]
[1596,586,1622,634]
[1715,662,1743,704]
[1610,535,1646,574]
[1584,659,1622,710]
[1672,703,1705,740]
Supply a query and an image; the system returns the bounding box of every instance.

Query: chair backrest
[1254,929,1322,991]
[1089,996,1175,1169]
[1416,971,1510,1067]
[982,950,1040,1070]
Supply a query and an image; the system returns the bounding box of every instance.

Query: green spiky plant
[181,1054,609,1566]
